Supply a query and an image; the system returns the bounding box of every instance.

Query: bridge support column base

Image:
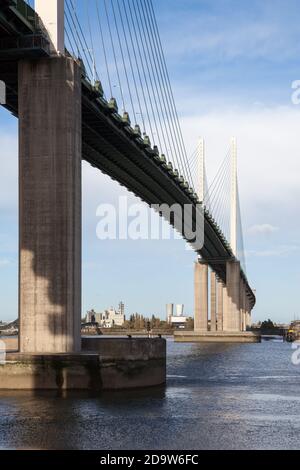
[246,312,252,329]
[0,338,166,390]
[216,279,224,331]
[223,261,241,332]
[210,270,217,331]
[194,261,208,332]
[174,331,261,343]
[18,56,82,354]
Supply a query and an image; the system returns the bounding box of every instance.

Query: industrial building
[86,302,126,328]
[166,304,187,329]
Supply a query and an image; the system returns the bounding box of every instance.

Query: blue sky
[1,0,300,323]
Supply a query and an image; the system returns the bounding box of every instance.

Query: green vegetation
[123,314,171,331]
[260,319,276,330]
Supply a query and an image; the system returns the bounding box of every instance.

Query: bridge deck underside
[0,2,255,308]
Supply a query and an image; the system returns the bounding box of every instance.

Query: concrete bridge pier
[194,261,208,332]
[240,280,247,332]
[223,260,241,332]
[19,56,82,353]
[176,259,260,342]
[245,295,252,329]
[216,278,224,331]
[210,270,217,331]
[0,0,168,390]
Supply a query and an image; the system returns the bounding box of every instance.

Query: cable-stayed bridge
[0,0,256,355]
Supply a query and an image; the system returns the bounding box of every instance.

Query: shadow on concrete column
[223,260,241,332]
[245,295,252,329]
[18,57,82,353]
[216,277,224,332]
[240,280,247,332]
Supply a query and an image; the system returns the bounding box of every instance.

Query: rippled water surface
[1,339,300,450]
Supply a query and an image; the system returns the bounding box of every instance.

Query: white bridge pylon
[230,137,238,257]
[196,136,239,257]
[35,0,65,55]
[196,137,205,204]
[193,137,252,335]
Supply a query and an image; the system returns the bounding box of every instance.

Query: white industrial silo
[176,304,184,317]
[166,304,174,323]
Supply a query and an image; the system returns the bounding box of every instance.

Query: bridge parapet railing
[0,33,50,57]
[13,0,37,27]
[0,0,37,28]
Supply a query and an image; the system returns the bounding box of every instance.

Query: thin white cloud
[0,259,10,267]
[165,22,282,62]
[246,245,299,258]
[248,224,279,235]
[160,2,300,63]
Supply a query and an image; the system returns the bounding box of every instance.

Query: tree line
[123,314,170,331]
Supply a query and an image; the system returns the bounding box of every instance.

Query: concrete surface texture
[18,56,82,354]
[0,338,167,390]
[216,279,224,331]
[174,331,261,343]
[194,262,208,331]
[210,271,217,332]
[223,260,241,332]
[1,337,18,352]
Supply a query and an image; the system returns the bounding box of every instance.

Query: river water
[0,339,300,450]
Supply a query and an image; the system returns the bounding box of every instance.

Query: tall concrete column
[240,282,246,332]
[222,283,229,331]
[194,261,208,332]
[210,270,217,331]
[223,260,241,332]
[247,311,252,328]
[216,278,224,331]
[245,295,252,329]
[19,57,82,353]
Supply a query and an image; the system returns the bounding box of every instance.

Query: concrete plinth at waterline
[174,331,261,343]
[1,336,18,352]
[0,337,166,390]
[82,337,166,390]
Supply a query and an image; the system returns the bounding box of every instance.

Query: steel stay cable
[104,0,126,111]
[146,0,194,186]
[130,0,163,150]
[116,0,146,130]
[110,0,136,120]
[144,0,189,181]
[122,0,154,139]
[139,0,186,175]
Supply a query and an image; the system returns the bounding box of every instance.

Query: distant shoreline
[0,333,174,339]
